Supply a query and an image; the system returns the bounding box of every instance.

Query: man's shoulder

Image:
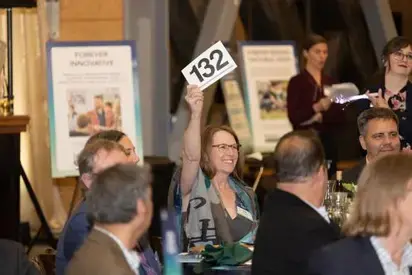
[264,189,302,208]
[342,159,366,183]
[65,202,89,230]
[311,236,369,266]
[57,202,89,252]
[67,236,131,275]
[261,190,315,225]
[288,72,305,86]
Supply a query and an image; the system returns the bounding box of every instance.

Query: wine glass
[328,192,349,227]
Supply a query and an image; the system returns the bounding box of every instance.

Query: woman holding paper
[168,85,259,251]
[362,36,412,150]
[287,34,343,174]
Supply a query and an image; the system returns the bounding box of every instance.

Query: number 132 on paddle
[181,41,237,91]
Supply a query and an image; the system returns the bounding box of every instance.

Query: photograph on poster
[256,80,288,119]
[238,42,298,152]
[67,88,122,137]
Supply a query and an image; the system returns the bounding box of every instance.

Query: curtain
[0,3,66,232]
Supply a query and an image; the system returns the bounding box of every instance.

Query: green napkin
[193,243,252,274]
[202,243,252,265]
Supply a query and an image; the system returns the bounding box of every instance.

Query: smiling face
[386,45,412,76]
[360,118,401,162]
[209,130,239,176]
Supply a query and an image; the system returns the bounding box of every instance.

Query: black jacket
[308,236,412,275]
[0,239,39,275]
[342,158,366,184]
[252,189,341,275]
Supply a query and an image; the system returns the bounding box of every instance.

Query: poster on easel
[46,40,144,178]
[238,41,298,152]
[220,47,253,154]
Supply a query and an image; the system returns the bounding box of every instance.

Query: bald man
[252,130,341,275]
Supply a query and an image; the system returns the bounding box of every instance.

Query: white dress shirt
[302,200,331,223]
[370,236,412,275]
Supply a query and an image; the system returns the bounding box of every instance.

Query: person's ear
[311,164,327,188]
[81,173,93,189]
[303,50,309,59]
[359,135,367,151]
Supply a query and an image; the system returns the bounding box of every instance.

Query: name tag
[237,206,253,221]
[181,41,237,91]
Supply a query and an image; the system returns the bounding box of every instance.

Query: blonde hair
[343,153,412,237]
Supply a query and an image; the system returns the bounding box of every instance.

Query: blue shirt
[55,202,89,275]
[55,201,161,275]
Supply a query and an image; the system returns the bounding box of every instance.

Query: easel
[0,0,57,252]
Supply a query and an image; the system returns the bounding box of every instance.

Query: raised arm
[180,85,204,197]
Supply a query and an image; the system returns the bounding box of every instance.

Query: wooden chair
[30,249,55,275]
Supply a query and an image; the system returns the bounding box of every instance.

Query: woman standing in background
[287,34,343,175]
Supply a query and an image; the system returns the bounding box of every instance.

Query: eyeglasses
[211,144,241,153]
[392,51,412,62]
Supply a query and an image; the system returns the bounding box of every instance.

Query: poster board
[220,47,253,154]
[47,40,144,178]
[238,41,298,152]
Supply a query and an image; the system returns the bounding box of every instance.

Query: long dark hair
[86,130,126,146]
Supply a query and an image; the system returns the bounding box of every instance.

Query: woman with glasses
[168,85,259,251]
[362,36,412,150]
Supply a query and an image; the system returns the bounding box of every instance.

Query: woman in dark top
[287,34,343,174]
[362,36,412,150]
[169,85,259,251]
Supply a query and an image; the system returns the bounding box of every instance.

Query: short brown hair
[357,107,399,136]
[382,36,412,64]
[273,130,325,183]
[77,139,125,176]
[200,125,243,181]
[343,153,412,237]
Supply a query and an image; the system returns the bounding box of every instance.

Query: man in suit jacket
[0,239,39,275]
[342,108,401,184]
[252,130,341,275]
[67,164,153,275]
[342,158,366,183]
[56,139,161,275]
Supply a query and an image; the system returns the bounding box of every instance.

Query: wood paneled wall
[59,0,123,40]
[55,0,124,211]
